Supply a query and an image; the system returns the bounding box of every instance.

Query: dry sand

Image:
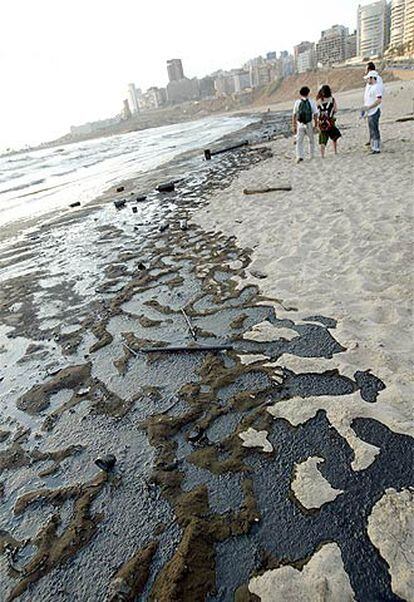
[195,79,414,449]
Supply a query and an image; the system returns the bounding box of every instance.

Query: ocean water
[0,114,254,227]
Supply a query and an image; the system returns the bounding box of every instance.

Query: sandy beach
[0,79,413,601]
[195,79,414,599]
[196,79,414,456]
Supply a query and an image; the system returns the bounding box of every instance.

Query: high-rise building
[199,76,216,99]
[138,87,167,111]
[280,51,295,77]
[357,0,390,58]
[266,51,277,61]
[249,64,272,88]
[296,45,317,73]
[167,59,184,82]
[122,99,132,120]
[233,71,251,93]
[316,25,349,65]
[166,77,199,103]
[294,41,314,70]
[346,30,358,58]
[389,0,406,51]
[214,73,236,96]
[127,83,140,114]
[403,0,414,55]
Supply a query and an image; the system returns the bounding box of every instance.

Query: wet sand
[0,94,413,601]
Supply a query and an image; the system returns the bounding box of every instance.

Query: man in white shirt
[292,86,319,163]
[365,61,385,96]
[363,71,383,154]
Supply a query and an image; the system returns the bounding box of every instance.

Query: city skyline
[0,0,391,149]
[125,0,412,118]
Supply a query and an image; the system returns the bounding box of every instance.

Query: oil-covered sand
[0,111,412,601]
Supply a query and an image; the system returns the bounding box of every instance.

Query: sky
[0,0,362,149]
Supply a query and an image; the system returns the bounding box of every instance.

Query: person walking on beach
[292,86,318,163]
[363,70,383,154]
[316,85,341,158]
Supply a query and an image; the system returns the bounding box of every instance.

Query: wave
[5,155,34,163]
[0,179,46,195]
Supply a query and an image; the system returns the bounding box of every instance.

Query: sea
[0,114,256,228]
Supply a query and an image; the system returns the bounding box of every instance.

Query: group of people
[292,61,384,162]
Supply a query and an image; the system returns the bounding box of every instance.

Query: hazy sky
[0,0,361,148]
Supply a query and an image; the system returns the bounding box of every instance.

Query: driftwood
[243,186,292,195]
[122,342,139,357]
[157,182,175,193]
[181,308,197,341]
[141,344,233,353]
[204,140,248,160]
[396,116,414,123]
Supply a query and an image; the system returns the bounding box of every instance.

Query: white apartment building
[233,71,251,93]
[249,64,272,88]
[127,83,140,114]
[403,0,414,54]
[296,46,317,73]
[357,0,390,58]
[389,0,406,49]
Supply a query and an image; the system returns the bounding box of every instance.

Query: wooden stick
[181,308,197,341]
[141,344,233,354]
[243,186,292,195]
[211,140,249,156]
[122,342,139,357]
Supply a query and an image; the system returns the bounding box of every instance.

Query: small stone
[77,387,90,396]
[250,269,267,279]
[187,426,204,443]
[114,199,126,210]
[157,460,178,472]
[95,454,117,472]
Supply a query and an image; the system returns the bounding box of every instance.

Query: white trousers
[296,122,315,159]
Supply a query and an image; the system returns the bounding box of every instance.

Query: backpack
[318,100,334,131]
[297,99,313,124]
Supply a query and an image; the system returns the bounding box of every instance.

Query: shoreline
[5,65,410,158]
[0,110,288,246]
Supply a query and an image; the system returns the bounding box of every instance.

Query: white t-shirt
[375,74,385,97]
[364,83,383,116]
[293,97,318,123]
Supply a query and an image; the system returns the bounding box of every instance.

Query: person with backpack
[292,86,318,163]
[316,85,341,158]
